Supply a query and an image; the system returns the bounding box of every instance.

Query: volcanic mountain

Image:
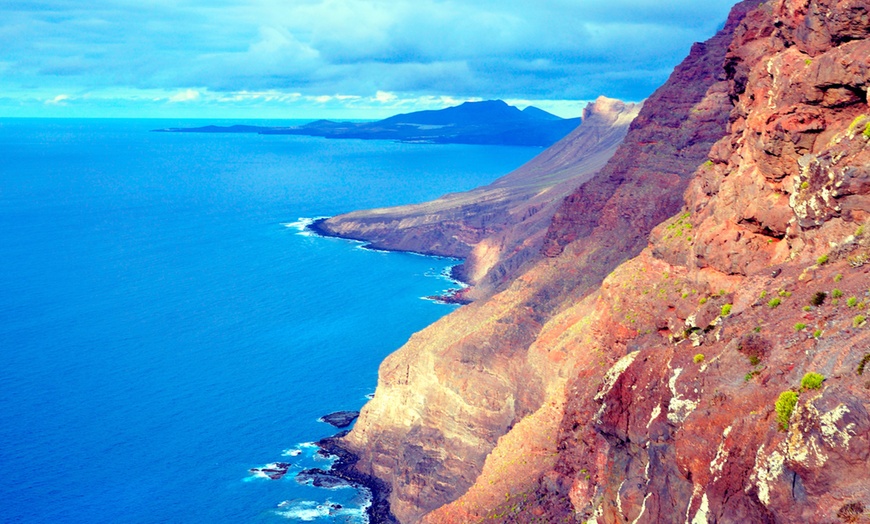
[155,100,583,148]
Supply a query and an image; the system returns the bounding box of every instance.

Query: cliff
[314,97,640,301]
[341,0,870,522]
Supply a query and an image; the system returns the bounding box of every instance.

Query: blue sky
[0,1,737,119]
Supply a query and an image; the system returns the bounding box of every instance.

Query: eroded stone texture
[342,1,870,522]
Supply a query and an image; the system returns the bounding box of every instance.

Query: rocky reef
[334,0,870,522]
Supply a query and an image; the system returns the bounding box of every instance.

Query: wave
[281,217,328,237]
[275,499,368,523]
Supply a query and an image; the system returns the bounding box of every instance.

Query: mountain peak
[582,96,642,125]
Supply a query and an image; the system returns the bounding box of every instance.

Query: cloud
[169,89,201,102]
[0,0,740,116]
[45,94,70,105]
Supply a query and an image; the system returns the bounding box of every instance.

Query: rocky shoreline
[308,431,399,524]
[308,218,472,304]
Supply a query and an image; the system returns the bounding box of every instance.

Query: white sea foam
[282,217,328,237]
[282,448,303,457]
[275,501,331,521]
[275,499,368,523]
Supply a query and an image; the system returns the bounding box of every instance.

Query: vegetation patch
[775,391,799,430]
[721,303,732,316]
[854,315,867,328]
[817,254,829,265]
[847,297,858,308]
[794,322,807,332]
[801,372,824,390]
[837,501,865,523]
[768,297,782,308]
[832,289,844,299]
[693,354,705,364]
[665,212,693,241]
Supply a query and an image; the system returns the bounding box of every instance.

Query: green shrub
[775,391,799,430]
[699,297,708,305]
[817,254,829,265]
[749,355,761,366]
[801,181,809,190]
[856,225,866,238]
[834,273,844,282]
[832,289,844,298]
[813,329,822,338]
[801,372,824,390]
[802,305,812,312]
[778,290,792,298]
[847,297,858,307]
[721,304,732,316]
[760,290,768,299]
[794,323,807,331]
[854,315,867,328]
[768,298,782,308]
[864,122,870,139]
[694,354,705,364]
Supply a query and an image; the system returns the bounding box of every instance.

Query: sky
[0,1,738,119]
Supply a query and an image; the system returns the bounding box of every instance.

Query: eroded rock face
[342,2,756,522]
[471,0,870,522]
[344,1,870,523]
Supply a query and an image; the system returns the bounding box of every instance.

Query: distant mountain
[154,100,582,147]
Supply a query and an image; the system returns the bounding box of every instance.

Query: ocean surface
[0,119,540,523]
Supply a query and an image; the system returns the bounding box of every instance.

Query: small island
[153,100,581,147]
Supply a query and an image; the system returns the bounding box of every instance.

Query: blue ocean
[0,119,540,523]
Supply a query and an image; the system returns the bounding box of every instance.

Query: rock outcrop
[313,97,640,301]
[339,0,870,522]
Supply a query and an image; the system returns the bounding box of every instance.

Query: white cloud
[374,91,397,103]
[45,94,71,105]
[169,89,200,102]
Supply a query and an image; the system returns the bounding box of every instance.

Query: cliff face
[313,97,639,300]
[344,0,870,522]
[341,1,759,522]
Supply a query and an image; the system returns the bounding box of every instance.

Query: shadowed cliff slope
[340,1,759,522]
[314,97,639,301]
[340,0,869,522]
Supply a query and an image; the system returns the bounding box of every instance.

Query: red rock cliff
[344,0,870,522]
[342,1,761,522]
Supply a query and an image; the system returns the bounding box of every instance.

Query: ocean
[0,119,540,523]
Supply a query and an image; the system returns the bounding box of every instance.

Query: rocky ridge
[340,0,870,522]
[313,97,640,301]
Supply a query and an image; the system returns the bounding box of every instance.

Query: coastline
[306,217,473,304]
[313,431,399,524]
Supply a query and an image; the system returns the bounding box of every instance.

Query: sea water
[0,119,540,523]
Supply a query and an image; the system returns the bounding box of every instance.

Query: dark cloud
[0,0,739,115]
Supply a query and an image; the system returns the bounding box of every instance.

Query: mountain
[154,100,583,147]
[319,0,870,522]
[312,96,641,302]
